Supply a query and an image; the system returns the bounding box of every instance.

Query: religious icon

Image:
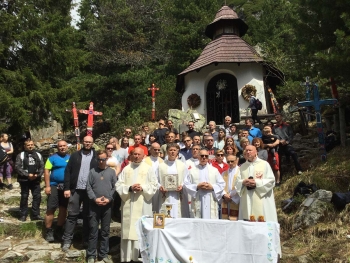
[153,213,165,229]
[162,174,178,191]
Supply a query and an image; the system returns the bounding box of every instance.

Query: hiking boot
[62,243,71,252]
[54,225,64,240]
[45,228,54,242]
[19,216,27,222]
[0,183,4,189]
[31,215,44,221]
[101,257,113,263]
[6,184,13,190]
[87,257,95,263]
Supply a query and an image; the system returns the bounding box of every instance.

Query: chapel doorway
[206,73,239,124]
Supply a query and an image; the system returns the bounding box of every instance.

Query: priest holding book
[158,143,189,218]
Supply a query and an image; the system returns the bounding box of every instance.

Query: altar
[136,216,281,263]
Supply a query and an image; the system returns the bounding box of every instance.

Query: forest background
[1,0,349,136]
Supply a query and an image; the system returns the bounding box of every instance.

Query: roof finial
[225,0,227,5]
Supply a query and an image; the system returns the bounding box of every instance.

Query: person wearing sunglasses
[184,150,225,219]
[220,155,240,221]
[86,150,116,263]
[105,144,121,175]
[203,136,218,163]
[211,150,229,175]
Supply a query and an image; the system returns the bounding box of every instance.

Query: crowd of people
[1,113,302,263]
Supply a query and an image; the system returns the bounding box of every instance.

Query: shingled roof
[179,35,263,76]
[205,6,248,38]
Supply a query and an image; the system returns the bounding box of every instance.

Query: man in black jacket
[15,139,44,222]
[62,136,98,252]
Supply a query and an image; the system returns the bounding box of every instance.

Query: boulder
[293,189,333,230]
[1,251,24,261]
[168,109,207,134]
[50,251,64,260]
[26,250,49,262]
[0,241,11,251]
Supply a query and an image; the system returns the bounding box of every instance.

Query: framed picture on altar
[153,214,165,229]
[162,174,178,191]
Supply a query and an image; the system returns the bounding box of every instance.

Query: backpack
[254,98,262,110]
[0,146,9,165]
[331,192,350,210]
[293,181,318,197]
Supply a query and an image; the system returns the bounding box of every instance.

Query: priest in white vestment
[185,144,201,170]
[158,143,189,218]
[220,154,240,220]
[144,142,163,212]
[116,147,158,262]
[235,145,278,222]
[184,149,225,219]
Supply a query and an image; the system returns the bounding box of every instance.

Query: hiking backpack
[0,146,9,165]
[254,98,263,110]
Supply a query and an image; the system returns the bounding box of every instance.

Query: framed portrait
[153,213,165,229]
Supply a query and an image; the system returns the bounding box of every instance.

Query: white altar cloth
[136,216,281,263]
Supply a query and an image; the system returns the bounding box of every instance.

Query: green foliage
[0,0,90,134]
[1,0,349,136]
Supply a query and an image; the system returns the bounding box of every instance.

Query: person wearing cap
[153,119,168,146]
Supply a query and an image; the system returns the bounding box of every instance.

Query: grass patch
[276,146,350,262]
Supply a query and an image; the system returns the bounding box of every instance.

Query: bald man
[62,136,99,252]
[235,145,277,222]
[144,142,164,212]
[116,147,158,262]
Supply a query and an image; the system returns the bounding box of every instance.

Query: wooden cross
[148,83,159,121]
[78,102,103,137]
[66,102,81,150]
[298,83,337,161]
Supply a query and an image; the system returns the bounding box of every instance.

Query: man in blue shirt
[245,118,262,142]
[44,140,70,242]
[180,136,193,160]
